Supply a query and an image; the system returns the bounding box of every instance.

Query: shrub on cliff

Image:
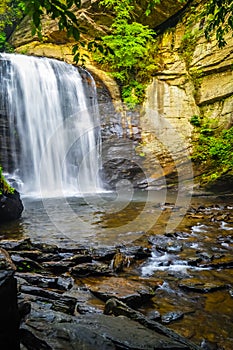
[190,116,233,191]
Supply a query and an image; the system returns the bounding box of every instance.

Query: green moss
[189,68,203,100]
[179,30,197,66]
[178,4,203,68]
[190,117,233,186]
[0,166,15,195]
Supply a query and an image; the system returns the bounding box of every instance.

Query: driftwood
[104,298,202,350]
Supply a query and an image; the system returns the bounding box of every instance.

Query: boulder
[0,190,24,222]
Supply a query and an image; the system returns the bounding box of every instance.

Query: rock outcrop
[0,190,24,222]
[7,0,233,189]
[0,236,207,349]
[141,1,233,168]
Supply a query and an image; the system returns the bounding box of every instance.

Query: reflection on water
[0,191,231,246]
[0,219,25,239]
[0,190,169,245]
[0,190,233,349]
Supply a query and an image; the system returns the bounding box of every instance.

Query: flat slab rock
[24,314,189,350]
[82,276,162,306]
[179,279,227,293]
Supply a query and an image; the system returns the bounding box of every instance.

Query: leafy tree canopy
[1,0,233,106]
[1,0,233,52]
[92,0,157,107]
[0,0,23,48]
[203,0,233,47]
[0,0,81,51]
[21,0,81,39]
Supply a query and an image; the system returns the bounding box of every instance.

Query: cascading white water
[0,53,102,196]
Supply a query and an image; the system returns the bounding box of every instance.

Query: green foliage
[121,81,146,108]
[178,3,202,67]
[179,30,197,66]
[190,68,203,94]
[202,0,233,48]
[94,0,158,108]
[190,115,202,127]
[196,129,233,166]
[0,31,6,46]
[145,0,161,16]
[0,0,81,51]
[179,0,233,50]
[190,117,233,182]
[0,0,23,51]
[20,0,81,39]
[101,21,154,70]
[0,166,15,195]
[100,0,134,18]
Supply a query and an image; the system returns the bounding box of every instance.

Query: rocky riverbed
[0,194,232,349]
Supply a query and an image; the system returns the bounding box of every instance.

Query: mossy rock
[204,170,233,193]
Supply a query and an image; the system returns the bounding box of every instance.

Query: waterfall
[0,53,102,197]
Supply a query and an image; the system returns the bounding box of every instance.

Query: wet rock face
[205,172,233,193]
[101,138,146,190]
[0,190,24,222]
[0,236,202,349]
[0,114,14,172]
[20,314,191,350]
[102,157,146,190]
[83,276,158,307]
[0,248,20,349]
[0,199,232,349]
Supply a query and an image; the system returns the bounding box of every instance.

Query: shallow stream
[0,190,233,349]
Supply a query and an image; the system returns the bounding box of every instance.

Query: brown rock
[83,276,159,307]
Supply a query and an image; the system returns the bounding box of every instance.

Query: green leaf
[67,0,74,7]
[73,52,80,63]
[72,26,80,40]
[74,0,81,8]
[66,10,77,23]
[33,12,41,28]
[72,43,78,54]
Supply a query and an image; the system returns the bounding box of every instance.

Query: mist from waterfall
[0,53,103,197]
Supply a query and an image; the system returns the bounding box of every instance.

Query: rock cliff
[8,0,233,189]
[140,1,233,189]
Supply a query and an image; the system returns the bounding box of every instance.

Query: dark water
[0,190,170,245]
[0,190,232,349]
